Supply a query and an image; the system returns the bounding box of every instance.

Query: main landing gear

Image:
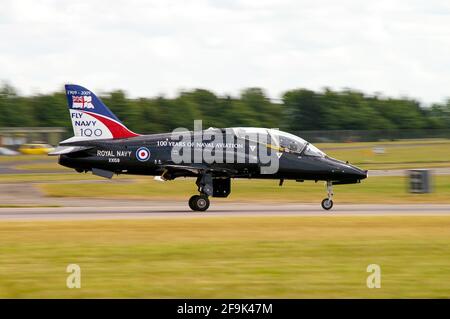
[188,174,231,212]
[188,194,210,212]
[321,181,333,210]
[189,174,213,212]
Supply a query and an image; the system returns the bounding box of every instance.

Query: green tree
[0,84,446,134]
[282,89,324,131]
[0,84,35,127]
[240,88,282,128]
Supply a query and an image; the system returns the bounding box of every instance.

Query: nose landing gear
[321,181,334,210]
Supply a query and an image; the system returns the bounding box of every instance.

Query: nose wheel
[321,181,334,210]
[189,195,210,211]
[321,198,333,210]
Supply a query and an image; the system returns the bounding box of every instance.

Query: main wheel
[188,195,210,212]
[188,195,197,210]
[321,198,333,210]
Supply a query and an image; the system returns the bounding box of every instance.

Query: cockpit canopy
[231,127,326,157]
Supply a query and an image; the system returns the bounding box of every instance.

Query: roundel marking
[136,147,151,162]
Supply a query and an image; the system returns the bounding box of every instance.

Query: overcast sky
[1,0,450,103]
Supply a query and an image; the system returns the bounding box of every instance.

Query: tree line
[0,84,449,134]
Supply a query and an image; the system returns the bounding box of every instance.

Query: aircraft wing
[162,164,237,176]
[48,145,93,156]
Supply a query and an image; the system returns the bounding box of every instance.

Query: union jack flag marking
[72,96,94,109]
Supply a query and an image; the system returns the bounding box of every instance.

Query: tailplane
[64,84,139,141]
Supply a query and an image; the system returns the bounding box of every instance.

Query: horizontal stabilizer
[48,145,93,156]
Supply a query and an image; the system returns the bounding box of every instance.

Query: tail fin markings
[64,84,139,141]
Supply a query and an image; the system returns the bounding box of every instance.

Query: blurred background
[0,0,449,298]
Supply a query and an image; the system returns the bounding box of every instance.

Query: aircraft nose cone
[333,161,367,180]
[325,157,367,181]
[350,166,367,179]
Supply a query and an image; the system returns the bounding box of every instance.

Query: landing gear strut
[189,174,213,212]
[321,181,333,210]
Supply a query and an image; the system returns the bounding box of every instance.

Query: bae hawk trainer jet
[50,84,367,211]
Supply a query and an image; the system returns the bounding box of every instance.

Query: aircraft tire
[321,198,333,210]
[189,195,210,212]
[188,195,198,210]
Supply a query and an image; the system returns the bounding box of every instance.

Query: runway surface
[0,202,449,221]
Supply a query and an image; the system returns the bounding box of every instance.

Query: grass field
[1,139,449,299]
[38,175,450,203]
[0,216,449,298]
[316,138,450,148]
[0,155,50,163]
[0,172,141,183]
[13,163,69,171]
[327,145,450,168]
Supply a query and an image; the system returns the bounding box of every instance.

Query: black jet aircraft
[50,84,367,211]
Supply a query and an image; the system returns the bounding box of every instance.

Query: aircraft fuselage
[59,130,367,183]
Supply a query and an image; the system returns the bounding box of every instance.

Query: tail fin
[64,84,139,140]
